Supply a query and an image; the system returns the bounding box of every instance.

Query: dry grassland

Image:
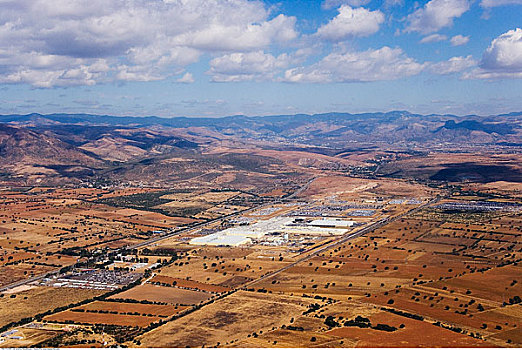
[0,187,199,287]
[135,291,309,348]
[72,301,184,317]
[0,327,61,348]
[326,311,492,347]
[303,176,436,199]
[150,275,231,293]
[44,310,161,327]
[0,286,104,327]
[109,284,212,305]
[243,207,521,347]
[153,247,290,287]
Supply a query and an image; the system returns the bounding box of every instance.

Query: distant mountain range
[1,110,521,128]
[1,110,521,145]
[0,111,520,186]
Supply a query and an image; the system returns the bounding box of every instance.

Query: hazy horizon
[1,109,522,120]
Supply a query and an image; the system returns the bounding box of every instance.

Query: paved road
[286,176,316,199]
[0,267,64,292]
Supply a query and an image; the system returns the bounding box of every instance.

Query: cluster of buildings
[41,269,141,290]
[0,329,22,343]
[189,197,429,248]
[436,201,521,212]
[107,254,160,271]
[190,216,356,247]
[287,202,382,217]
[389,198,422,205]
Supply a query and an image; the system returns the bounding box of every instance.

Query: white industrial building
[190,217,293,246]
[309,219,356,228]
[190,233,251,246]
[190,216,356,247]
[283,226,348,236]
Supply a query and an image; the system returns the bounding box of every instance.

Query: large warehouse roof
[190,233,251,246]
[309,219,356,227]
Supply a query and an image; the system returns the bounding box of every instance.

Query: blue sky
[0,0,521,117]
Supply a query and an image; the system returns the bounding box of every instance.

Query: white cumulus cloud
[481,28,522,71]
[406,0,471,34]
[283,46,425,83]
[177,72,195,84]
[0,0,297,87]
[450,35,470,46]
[480,0,522,7]
[316,5,385,41]
[420,34,448,43]
[208,51,296,82]
[464,28,522,79]
[321,0,371,9]
[428,55,477,74]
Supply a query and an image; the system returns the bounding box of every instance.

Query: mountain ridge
[2,110,517,127]
[0,110,520,185]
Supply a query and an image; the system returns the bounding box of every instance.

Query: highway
[286,176,316,199]
[0,267,64,293]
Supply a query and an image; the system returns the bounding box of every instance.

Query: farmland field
[149,275,232,293]
[44,310,162,327]
[135,291,309,348]
[0,287,104,328]
[108,284,212,305]
[72,301,185,317]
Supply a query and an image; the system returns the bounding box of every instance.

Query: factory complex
[190,216,357,247]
